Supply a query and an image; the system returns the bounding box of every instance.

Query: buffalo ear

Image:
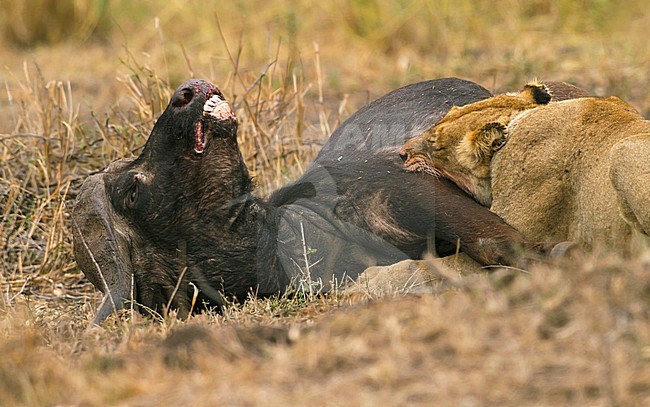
[470,122,508,160]
[522,82,552,105]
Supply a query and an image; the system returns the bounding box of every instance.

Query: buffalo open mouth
[194,121,206,154]
[193,93,236,154]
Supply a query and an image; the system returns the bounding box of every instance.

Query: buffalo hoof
[549,241,580,259]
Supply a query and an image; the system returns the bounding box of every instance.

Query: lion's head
[399,82,551,206]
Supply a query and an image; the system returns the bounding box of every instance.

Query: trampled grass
[1,1,650,405]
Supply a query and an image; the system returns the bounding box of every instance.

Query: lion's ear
[469,122,508,160]
[521,82,551,105]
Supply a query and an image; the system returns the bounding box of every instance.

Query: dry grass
[2,255,650,406]
[1,1,650,405]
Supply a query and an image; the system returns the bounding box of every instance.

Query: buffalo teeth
[203,95,221,112]
[203,95,233,120]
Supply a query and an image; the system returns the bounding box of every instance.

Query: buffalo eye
[127,181,139,209]
[427,138,445,152]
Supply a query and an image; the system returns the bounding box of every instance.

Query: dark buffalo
[73,78,560,324]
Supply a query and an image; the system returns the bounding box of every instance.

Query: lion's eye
[429,141,445,152]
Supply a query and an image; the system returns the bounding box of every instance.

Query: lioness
[399,82,552,206]
[401,88,650,250]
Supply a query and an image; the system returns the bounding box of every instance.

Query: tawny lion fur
[492,96,650,249]
[403,90,650,251]
[401,83,552,206]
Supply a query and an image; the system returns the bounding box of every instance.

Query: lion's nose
[398,147,409,162]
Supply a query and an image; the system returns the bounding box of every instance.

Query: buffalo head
[73,79,258,324]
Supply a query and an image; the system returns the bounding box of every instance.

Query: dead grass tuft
[1,253,649,405]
